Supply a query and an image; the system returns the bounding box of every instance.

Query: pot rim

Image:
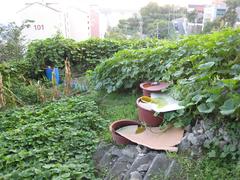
[109,119,141,132]
[136,98,153,111]
[140,82,169,91]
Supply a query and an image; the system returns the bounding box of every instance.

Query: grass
[94,91,140,141]
[167,152,240,180]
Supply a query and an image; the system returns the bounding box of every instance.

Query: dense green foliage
[0,96,104,179]
[92,41,175,93]
[93,28,240,125]
[0,60,45,106]
[26,35,161,78]
[0,22,27,62]
[0,59,31,80]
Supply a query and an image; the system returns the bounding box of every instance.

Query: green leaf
[219,99,239,115]
[208,150,216,158]
[198,62,215,69]
[197,103,215,113]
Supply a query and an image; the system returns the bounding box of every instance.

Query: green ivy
[0,96,104,179]
[25,35,162,78]
[92,28,240,124]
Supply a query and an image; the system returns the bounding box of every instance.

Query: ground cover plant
[0,96,104,179]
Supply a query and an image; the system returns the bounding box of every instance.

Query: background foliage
[106,2,187,39]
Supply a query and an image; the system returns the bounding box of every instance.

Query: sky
[0,0,212,23]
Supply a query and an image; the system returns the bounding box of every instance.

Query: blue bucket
[45,67,60,85]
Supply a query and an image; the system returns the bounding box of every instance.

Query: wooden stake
[52,70,59,100]
[0,73,6,108]
[64,58,72,96]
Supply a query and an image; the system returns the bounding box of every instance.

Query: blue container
[45,67,60,85]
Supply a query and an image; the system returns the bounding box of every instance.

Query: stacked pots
[109,82,169,144]
[137,82,169,126]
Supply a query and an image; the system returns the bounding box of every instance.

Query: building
[202,1,227,24]
[17,2,90,41]
[203,0,240,26]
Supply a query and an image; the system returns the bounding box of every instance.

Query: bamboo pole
[52,70,59,100]
[64,58,72,96]
[37,81,45,103]
[0,73,6,108]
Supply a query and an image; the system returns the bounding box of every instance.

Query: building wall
[89,6,100,38]
[18,4,64,41]
[66,7,89,40]
[17,3,90,41]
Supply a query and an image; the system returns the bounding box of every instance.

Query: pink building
[89,6,100,38]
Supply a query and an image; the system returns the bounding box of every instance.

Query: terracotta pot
[109,119,141,145]
[136,98,164,127]
[140,82,169,97]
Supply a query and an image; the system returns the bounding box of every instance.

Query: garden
[0,28,240,179]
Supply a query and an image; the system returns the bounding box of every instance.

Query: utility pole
[138,13,143,39]
[167,6,171,37]
[139,19,143,39]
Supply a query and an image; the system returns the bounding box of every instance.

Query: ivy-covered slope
[92,28,240,124]
[26,36,162,78]
[0,96,104,179]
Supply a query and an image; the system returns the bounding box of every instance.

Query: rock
[165,160,181,179]
[219,127,224,134]
[187,133,198,145]
[184,125,192,132]
[106,155,134,180]
[196,134,206,146]
[205,130,214,141]
[192,123,203,135]
[178,137,191,152]
[136,145,149,155]
[111,146,123,157]
[137,163,150,172]
[124,152,157,180]
[93,143,112,165]
[219,140,227,150]
[187,133,205,146]
[98,146,122,171]
[223,133,230,143]
[122,145,138,159]
[144,153,172,180]
[200,119,213,131]
[130,171,143,180]
[191,145,202,157]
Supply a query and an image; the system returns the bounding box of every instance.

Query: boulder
[130,171,143,180]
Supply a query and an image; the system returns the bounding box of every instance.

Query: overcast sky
[0,0,211,23]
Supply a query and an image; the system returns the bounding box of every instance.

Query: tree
[140,3,186,36]
[223,0,240,27]
[202,18,224,33]
[104,27,127,39]
[203,0,240,33]
[0,21,31,62]
[106,2,187,39]
[186,10,198,23]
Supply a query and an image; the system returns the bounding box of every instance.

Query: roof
[17,2,61,13]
